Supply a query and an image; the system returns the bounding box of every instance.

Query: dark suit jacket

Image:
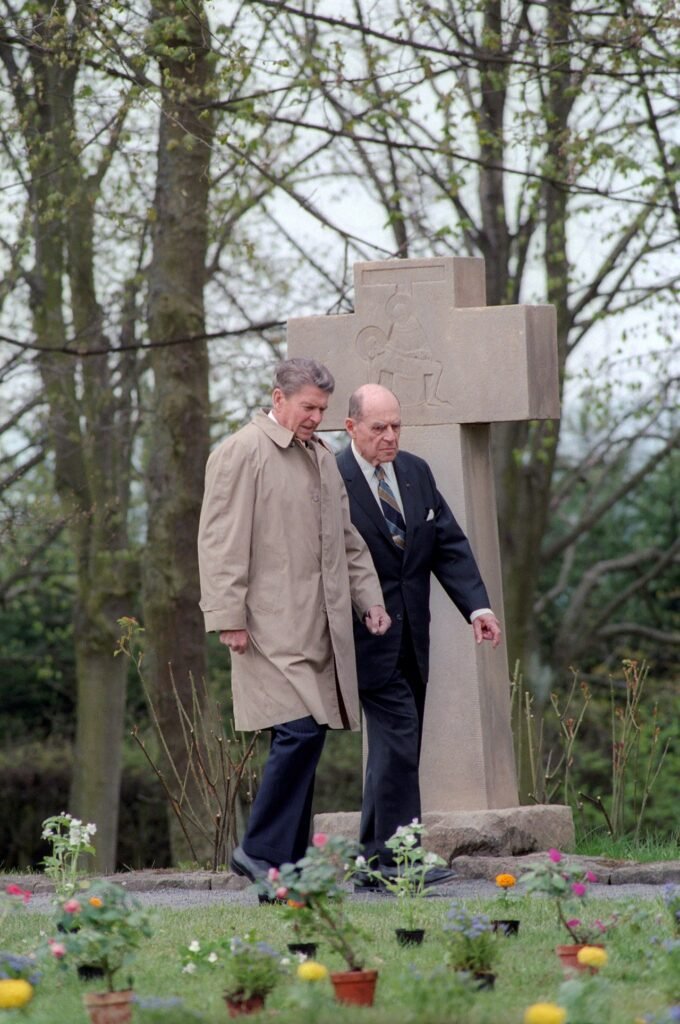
[336,445,490,690]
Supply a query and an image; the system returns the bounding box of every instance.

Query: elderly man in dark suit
[337,383,502,887]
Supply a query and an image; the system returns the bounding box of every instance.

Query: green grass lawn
[575,831,680,863]
[2,895,677,1023]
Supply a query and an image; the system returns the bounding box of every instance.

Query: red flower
[5,884,31,904]
[48,939,66,959]
[312,833,328,848]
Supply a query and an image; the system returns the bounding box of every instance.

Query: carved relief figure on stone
[356,286,452,409]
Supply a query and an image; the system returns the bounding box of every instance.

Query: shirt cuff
[470,608,493,623]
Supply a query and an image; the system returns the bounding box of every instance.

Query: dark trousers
[242,715,327,866]
[359,622,426,866]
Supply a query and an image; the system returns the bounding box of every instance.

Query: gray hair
[273,357,335,396]
[347,389,363,421]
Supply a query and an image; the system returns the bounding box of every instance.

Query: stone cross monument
[288,257,573,854]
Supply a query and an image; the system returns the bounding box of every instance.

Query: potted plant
[492,871,520,936]
[221,932,287,1017]
[0,885,39,1010]
[41,812,97,900]
[443,902,498,989]
[353,819,447,945]
[520,849,615,970]
[0,950,41,1011]
[262,833,377,1006]
[52,879,153,1024]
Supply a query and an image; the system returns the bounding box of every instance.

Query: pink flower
[267,867,280,882]
[48,940,67,959]
[566,918,581,928]
[275,886,288,900]
[572,882,587,897]
[548,848,562,863]
[586,871,597,883]
[312,833,328,848]
[5,884,31,904]
[594,919,606,933]
[63,898,81,914]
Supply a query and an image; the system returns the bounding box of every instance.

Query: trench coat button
[312,491,320,502]
[396,613,403,621]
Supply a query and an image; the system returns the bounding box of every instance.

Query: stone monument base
[313,805,574,861]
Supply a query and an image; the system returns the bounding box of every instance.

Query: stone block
[314,805,574,862]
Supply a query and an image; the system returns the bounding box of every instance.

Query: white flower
[424,852,438,865]
[188,940,201,953]
[355,855,367,867]
[280,957,291,966]
[207,952,218,963]
[182,962,197,975]
[86,823,97,837]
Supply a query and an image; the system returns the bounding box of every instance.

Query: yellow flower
[576,945,608,969]
[523,1003,567,1024]
[0,979,34,1009]
[495,873,517,889]
[296,961,329,982]
[88,896,103,908]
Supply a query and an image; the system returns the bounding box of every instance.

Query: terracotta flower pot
[330,968,378,1006]
[223,993,266,1017]
[82,989,134,1024]
[556,943,605,974]
[492,918,520,936]
[395,928,425,946]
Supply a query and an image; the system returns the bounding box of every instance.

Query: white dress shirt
[351,441,405,518]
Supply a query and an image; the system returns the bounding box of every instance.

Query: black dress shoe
[353,874,389,894]
[231,845,276,884]
[377,864,457,888]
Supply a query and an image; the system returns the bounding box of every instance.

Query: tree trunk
[3,1,138,869]
[144,0,215,864]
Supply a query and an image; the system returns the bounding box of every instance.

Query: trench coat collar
[253,408,328,451]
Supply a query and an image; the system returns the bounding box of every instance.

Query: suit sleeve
[197,439,255,633]
[428,465,490,621]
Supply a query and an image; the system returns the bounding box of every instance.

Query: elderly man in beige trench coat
[198,357,390,882]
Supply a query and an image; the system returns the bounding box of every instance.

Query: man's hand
[219,629,249,654]
[472,613,502,648]
[364,606,391,636]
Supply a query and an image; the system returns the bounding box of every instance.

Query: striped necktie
[375,466,406,550]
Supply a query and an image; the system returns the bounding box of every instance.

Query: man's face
[346,392,402,466]
[272,384,330,442]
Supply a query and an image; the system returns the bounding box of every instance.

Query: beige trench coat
[198,411,384,732]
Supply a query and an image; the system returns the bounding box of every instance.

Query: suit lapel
[340,448,395,548]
